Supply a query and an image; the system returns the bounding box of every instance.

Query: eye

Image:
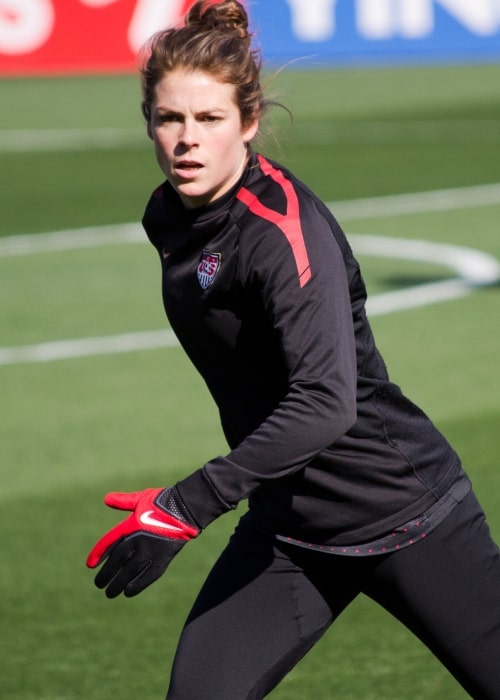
[200,114,222,123]
[157,113,182,124]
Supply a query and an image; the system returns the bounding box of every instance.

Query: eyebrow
[154,106,228,116]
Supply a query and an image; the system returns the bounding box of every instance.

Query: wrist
[175,469,233,529]
[156,486,198,529]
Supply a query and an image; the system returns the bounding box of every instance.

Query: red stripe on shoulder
[236,155,312,287]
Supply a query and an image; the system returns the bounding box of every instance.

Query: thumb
[86,513,136,568]
[104,491,143,511]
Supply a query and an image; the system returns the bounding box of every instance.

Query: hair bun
[186,0,249,40]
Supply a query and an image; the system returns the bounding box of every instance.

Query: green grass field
[1,64,499,699]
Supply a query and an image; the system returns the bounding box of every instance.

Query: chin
[177,185,214,208]
[179,191,211,209]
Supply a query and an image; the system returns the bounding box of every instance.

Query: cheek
[153,133,172,160]
[217,131,247,161]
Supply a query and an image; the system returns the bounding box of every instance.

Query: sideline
[0,186,499,366]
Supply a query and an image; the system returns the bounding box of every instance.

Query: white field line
[0,128,145,153]
[0,223,144,257]
[1,120,499,153]
[1,234,498,366]
[0,330,178,366]
[349,234,500,317]
[294,120,500,145]
[332,182,500,221]
[365,279,471,316]
[0,184,499,366]
[0,182,499,261]
[348,234,500,286]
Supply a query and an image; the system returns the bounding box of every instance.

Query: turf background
[1,64,499,698]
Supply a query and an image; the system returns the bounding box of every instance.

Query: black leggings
[167,491,500,699]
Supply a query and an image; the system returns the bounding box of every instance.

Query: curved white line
[0,186,498,365]
[0,230,497,365]
[350,234,500,286]
[350,233,500,317]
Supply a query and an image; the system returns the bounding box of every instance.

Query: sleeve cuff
[175,468,234,529]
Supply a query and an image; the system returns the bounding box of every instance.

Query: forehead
[153,69,237,110]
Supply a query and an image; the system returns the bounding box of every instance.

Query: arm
[88,187,358,595]
[177,196,358,526]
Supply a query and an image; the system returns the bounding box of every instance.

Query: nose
[179,118,199,148]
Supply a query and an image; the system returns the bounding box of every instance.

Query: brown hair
[140,0,264,130]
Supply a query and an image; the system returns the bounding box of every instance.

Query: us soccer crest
[197,250,221,289]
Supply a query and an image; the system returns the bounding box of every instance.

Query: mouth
[174,160,204,179]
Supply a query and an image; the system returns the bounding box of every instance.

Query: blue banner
[248,0,500,66]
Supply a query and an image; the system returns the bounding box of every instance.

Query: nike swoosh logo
[139,510,184,532]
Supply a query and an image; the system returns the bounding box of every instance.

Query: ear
[242,117,259,144]
[146,121,154,140]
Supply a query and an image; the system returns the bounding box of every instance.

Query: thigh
[166,515,359,700]
[364,490,500,700]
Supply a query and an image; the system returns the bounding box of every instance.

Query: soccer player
[86,1,500,697]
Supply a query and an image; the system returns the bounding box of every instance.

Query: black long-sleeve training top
[142,151,465,550]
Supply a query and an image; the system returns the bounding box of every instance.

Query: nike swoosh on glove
[86,487,199,598]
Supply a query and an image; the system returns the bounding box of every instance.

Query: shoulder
[237,154,344,235]
[232,156,346,289]
[142,181,189,249]
[238,154,318,209]
[142,182,167,247]
[235,154,353,261]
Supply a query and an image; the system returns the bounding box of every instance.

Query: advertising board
[1,0,499,76]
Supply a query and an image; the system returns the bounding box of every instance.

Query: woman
[86,2,500,698]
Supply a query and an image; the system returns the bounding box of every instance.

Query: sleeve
[176,196,358,528]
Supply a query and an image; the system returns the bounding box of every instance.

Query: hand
[86,487,199,598]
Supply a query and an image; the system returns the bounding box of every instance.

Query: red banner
[0,0,197,76]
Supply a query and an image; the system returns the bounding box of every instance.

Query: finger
[104,551,153,599]
[94,539,135,592]
[124,538,184,597]
[108,560,154,599]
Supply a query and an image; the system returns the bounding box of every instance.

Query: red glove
[86,487,199,598]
